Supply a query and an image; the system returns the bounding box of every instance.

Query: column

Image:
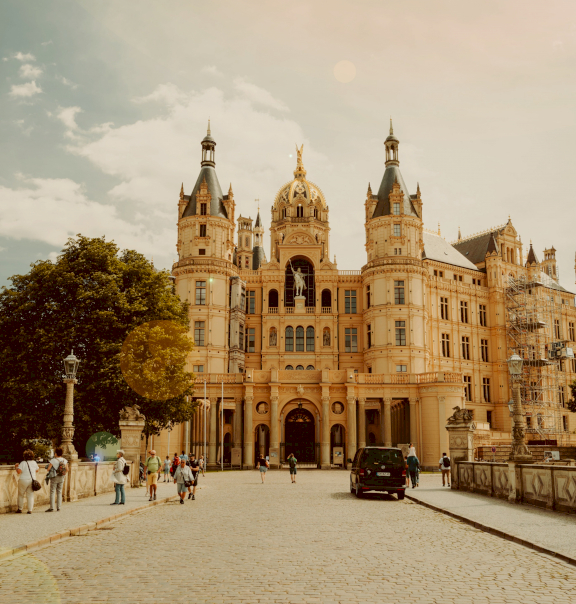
[184,420,190,455]
[383,397,392,447]
[270,393,280,468]
[321,392,330,469]
[208,399,217,468]
[358,397,366,450]
[243,396,254,469]
[346,394,357,467]
[234,398,243,447]
[409,398,418,449]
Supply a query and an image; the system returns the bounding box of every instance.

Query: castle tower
[541,246,559,283]
[237,215,254,270]
[252,209,267,269]
[363,122,427,375]
[173,123,239,373]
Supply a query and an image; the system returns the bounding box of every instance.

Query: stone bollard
[119,405,146,487]
[445,406,475,489]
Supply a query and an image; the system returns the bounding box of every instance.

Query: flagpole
[221,380,224,472]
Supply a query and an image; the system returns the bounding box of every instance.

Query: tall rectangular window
[461,336,470,360]
[345,290,357,314]
[367,324,372,349]
[563,416,569,432]
[345,328,357,352]
[245,328,255,353]
[393,202,400,215]
[394,280,405,305]
[479,304,487,327]
[441,333,450,357]
[200,203,207,215]
[463,375,472,402]
[195,281,206,305]
[296,326,304,352]
[481,339,489,362]
[239,324,244,351]
[285,326,293,351]
[482,377,491,402]
[569,322,575,341]
[306,327,315,352]
[199,224,207,237]
[555,319,561,339]
[393,224,401,236]
[366,285,371,309]
[460,301,469,323]
[395,321,406,346]
[440,297,449,320]
[194,321,205,346]
[246,290,256,314]
[560,386,566,407]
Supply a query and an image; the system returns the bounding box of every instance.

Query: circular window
[332,402,344,415]
[256,402,269,415]
[296,365,304,370]
[306,365,315,370]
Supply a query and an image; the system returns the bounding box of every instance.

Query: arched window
[296,365,304,370]
[297,204,303,217]
[285,258,315,307]
[306,365,315,370]
[285,365,293,370]
[321,289,332,308]
[268,289,278,309]
[323,327,330,346]
[306,326,314,351]
[296,326,304,351]
[285,326,294,351]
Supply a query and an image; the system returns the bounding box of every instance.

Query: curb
[0,493,182,563]
[405,494,576,568]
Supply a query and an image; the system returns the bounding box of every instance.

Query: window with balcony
[396,365,407,372]
[193,365,204,373]
[268,289,279,310]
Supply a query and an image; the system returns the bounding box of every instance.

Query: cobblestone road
[1,471,576,603]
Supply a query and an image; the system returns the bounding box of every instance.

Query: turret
[541,246,558,283]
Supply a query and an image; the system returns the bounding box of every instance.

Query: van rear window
[361,449,403,465]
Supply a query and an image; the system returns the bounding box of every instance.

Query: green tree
[567,379,576,413]
[0,235,196,458]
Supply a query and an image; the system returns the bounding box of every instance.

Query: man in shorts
[439,452,451,487]
[145,449,162,501]
[288,453,297,483]
[174,458,194,504]
[187,455,200,500]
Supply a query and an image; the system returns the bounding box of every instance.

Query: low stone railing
[0,461,134,514]
[456,461,576,513]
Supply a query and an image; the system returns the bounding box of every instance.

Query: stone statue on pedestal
[289,259,307,297]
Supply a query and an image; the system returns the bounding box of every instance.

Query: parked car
[349,446,406,499]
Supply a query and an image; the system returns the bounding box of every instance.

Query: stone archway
[285,408,315,462]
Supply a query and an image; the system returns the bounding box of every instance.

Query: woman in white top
[111,450,128,505]
[46,446,68,512]
[14,449,39,514]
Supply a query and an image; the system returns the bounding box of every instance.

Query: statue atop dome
[294,143,306,179]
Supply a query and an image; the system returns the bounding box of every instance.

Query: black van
[349,446,406,499]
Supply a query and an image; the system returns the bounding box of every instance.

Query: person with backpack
[145,449,162,501]
[257,454,269,483]
[111,450,128,505]
[407,452,420,488]
[45,446,68,512]
[287,453,297,483]
[187,454,200,500]
[439,452,451,487]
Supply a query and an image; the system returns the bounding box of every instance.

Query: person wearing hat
[145,449,162,501]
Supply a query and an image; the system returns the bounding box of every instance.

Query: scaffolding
[505,274,566,445]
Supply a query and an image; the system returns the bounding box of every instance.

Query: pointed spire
[390,117,393,135]
[228,183,233,196]
[207,118,211,137]
[526,242,539,266]
[180,182,184,199]
[367,182,372,196]
[458,226,462,241]
[416,182,421,195]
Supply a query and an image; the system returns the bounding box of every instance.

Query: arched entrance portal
[285,408,315,462]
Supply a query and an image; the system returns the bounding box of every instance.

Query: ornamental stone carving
[119,405,146,421]
[447,406,474,424]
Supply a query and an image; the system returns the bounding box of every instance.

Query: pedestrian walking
[174,458,194,504]
[180,450,188,463]
[199,455,205,476]
[110,450,127,505]
[439,452,451,487]
[287,453,297,483]
[257,454,269,483]
[45,446,68,512]
[407,453,420,488]
[187,455,200,500]
[404,456,409,487]
[163,456,171,482]
[14,449,39,514]
[145,449,162,501]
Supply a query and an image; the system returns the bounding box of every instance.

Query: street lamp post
[61,350,80,461]
[507,354,532,462]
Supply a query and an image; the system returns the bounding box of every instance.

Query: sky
[1,0,576,289]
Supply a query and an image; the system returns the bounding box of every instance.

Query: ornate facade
[169,123,576,470]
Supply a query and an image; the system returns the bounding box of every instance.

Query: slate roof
[372,165,419,219]
[252,245,267,270]
[526,244,539,266]
[255,210,262,228]
[181,166,228,219]
[423,232,479,271]
[452,230,501,265]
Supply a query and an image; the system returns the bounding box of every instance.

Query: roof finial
[416,182,421,195]
[180,182,184,198]
[458,226,462,241]
[294,143,306,178]
[438,222,441,236]
[390,117,393,135]
[207,118,211,136]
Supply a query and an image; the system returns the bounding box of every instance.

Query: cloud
[57,106,82,132]
[133,83,188,106]
[9,81,42,98]
[12,52,36,61]
[14,119,33,137]
[201,65,223,77]
[234,78,289,112]
[19,63,43,79]
[41,40,53,46]
[56,75,78,89]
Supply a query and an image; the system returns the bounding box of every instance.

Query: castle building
[168,122,576,470]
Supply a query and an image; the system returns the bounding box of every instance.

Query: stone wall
[456,461,576,513]
[0,461,134,514]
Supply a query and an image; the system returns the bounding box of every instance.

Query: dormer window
[393,202,400,215]
[199,224,207,237]
[393,224,401,236]
[282,207,287,218]
[200,203,207,215]
[297,205,303,217]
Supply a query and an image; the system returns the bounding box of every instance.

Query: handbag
[182,468,193,488]
[26,461,42,492]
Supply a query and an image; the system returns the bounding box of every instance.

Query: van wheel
[355,484,364,498]
[397,490,405,500]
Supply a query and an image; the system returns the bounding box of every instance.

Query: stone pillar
[445,412,475,490]
[208,400,217,468]
[383,398,392,447]
[269,391,280,468]
[346,394,357,468]
[357,397,366,450]
[234,398,242,447]
[321,391,330,470]
[409,398,418,449]
[119,408,146,488]
[243,396,254,469]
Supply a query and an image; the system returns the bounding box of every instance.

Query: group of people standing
[256,453,298,483]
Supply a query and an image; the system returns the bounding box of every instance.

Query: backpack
[289,457,297,468]
[56,460,68,476]
[122,460,130,475]
[443,456,451,468]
